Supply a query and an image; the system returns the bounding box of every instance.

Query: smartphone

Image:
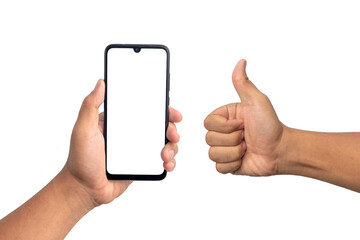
[104,44,170,180]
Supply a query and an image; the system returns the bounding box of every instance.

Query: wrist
[276,126,303,175]
[54,167,96,216]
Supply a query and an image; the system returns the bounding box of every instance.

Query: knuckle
[205,132,212,145]
[225,125,234,133]
[82,95,93,108]
[173,143,179,154]
[254,90,269,102]
[233,75,243,85]
[71,124,88,140]
[208,147,216,161]
[215,164,223,173]
[216,164,227,174]
[261,93,270,102]
[203,116,210,129]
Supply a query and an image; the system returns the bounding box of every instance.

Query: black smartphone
[104,44,170,180]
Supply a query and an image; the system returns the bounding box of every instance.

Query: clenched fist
[204,60,286,176]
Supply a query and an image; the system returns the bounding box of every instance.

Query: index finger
[204,114,243,133]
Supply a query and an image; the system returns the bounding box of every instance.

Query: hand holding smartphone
[104,44,170,180]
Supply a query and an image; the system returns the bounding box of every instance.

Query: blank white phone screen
[106,47,167,175]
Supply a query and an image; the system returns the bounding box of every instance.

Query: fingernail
[168,150,175,160]
[95,79,103,89]
[242,141,247,150]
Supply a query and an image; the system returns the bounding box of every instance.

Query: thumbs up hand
[204,60,286,176]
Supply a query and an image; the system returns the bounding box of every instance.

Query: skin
[0,79,182,239]
[204,59,360,192]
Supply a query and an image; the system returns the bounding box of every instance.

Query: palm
[66,115,131,206]
[233,95,283,176]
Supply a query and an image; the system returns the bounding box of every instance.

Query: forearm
[278,127,360,192]
[0,168,95,239]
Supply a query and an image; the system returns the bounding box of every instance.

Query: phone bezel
[104,44,170,180]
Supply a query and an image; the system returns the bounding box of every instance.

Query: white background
[1,1,360,239]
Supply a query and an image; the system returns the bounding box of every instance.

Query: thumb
[232,59,259,101]
[76,79,105,129]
